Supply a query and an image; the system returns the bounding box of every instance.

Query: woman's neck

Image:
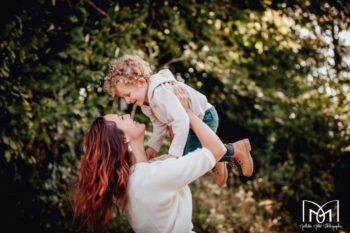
[129,137,148,164]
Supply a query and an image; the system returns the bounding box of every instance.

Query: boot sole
[243,138,253,177]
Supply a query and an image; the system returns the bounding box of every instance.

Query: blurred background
[1,0,349,232]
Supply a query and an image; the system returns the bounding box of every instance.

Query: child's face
[115,78,148,106]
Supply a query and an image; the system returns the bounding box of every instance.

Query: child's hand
[173,85,190,112]
[146,147,157,160]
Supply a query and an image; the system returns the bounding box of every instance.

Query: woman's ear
[124,136,130,143]
[124,136,133,152]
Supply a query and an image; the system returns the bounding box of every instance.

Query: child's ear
[137,78,147,87]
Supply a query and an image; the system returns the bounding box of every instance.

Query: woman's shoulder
[149,154,172,162]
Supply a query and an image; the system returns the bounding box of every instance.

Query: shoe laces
[212,167,220,175]
[228,159,240,169]
[234,158,243,166]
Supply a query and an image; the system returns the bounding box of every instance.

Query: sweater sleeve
[153,86,190,157]
[148,147,216,191]
[146,115,168,152]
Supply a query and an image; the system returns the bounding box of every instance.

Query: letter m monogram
[302,200,339,224]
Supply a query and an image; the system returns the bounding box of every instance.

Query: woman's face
[104,114,145,140]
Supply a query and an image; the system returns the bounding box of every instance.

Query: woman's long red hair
[72,117,131,232]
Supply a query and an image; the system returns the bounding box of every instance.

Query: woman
[72,87,252,233]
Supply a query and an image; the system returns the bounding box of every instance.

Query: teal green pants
[183,107,232,162]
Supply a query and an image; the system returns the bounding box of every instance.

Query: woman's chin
[141,124,146,131]
[137,123,146,134]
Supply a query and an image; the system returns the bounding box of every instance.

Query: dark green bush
[1,0,349,232]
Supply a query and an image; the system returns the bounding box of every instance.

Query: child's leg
[183,107,219,155]
[183,128,202,155]
[183,107,253,177]
[183,107,233,160]
[220,145,235,162]
[182,107,227,186]
[204,109,253,176]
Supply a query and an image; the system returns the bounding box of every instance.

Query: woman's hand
[173,85,190,112]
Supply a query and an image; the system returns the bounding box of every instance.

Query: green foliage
[1,0,349,232]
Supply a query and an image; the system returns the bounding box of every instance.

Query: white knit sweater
[125,147,216,233]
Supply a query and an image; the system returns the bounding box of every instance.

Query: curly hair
[103,55,152,96]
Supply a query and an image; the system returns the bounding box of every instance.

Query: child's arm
[152,86,190,157]
[146,115,168,156]
[146,147,157,159]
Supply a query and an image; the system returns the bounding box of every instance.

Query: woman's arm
[174,86,226,162]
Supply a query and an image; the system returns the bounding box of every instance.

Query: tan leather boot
[230,138,253,177]
[213,162,228,187]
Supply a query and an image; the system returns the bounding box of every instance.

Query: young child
[103,55,253,186]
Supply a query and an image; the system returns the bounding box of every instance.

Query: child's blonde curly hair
[103,55,152,96]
